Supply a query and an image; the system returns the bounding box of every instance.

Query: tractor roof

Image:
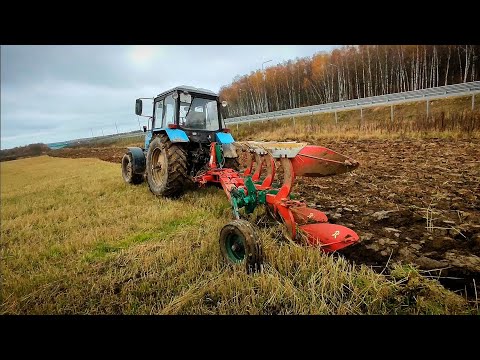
[156,85,218,99]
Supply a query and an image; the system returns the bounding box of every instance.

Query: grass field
[1,156,476,314]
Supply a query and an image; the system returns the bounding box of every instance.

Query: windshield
[179,96,220,131]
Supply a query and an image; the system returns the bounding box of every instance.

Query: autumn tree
[220,45,480,118]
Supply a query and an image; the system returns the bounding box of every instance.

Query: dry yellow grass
[0,156,475,314]
[230,94,480,142]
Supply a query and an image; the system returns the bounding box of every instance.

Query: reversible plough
[195,141,361,272]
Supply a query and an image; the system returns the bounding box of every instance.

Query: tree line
[219,45,479,118]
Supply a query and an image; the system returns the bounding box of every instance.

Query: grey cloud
[1,45,338,149]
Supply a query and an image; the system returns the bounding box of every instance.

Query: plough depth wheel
[219,220,264,273]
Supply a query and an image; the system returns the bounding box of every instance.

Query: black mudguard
[127,147,146,174]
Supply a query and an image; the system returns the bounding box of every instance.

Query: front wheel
[219,219,264,273]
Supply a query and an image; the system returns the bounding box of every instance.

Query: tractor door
[145,100,163,149]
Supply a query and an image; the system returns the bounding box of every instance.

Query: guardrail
[224,81,480,125]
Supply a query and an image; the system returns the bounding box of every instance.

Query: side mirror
[135,99,143,115]
[143,125,147,132]
[221,100,228,107]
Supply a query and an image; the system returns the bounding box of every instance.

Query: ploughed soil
[49,138,480,296]
[50,147,125,163]
[293,138,480,297]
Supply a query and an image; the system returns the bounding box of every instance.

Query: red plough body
[195,141,360,252]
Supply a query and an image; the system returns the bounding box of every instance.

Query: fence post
[426,99,430,117]
[391,105,394,121]
[293,116,296,128]
[335,110,338,125]
[360,108,363,123]
[472,94,475,110]
[237,123,239,131]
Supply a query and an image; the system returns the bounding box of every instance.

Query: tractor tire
[146,134,189,198]
[219,219,264,274]
[224,157,240,171]
[121,153,144,185]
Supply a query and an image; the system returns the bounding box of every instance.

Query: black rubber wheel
[121,153,144,185]
[224,157,240,171]
[146,134,189,198]
[219,219,264,273]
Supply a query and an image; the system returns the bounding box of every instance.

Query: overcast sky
[1,45,338,149]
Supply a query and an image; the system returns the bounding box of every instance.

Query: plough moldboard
[195,140,361,272]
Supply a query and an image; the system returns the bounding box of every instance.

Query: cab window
[154,100,164,128]
[163,94,176,127]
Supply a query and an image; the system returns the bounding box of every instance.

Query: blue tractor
[121,85,239,197]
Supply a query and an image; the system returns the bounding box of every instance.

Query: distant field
[0,156,477,314]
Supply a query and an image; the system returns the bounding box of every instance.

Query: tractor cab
[136,85,230,149]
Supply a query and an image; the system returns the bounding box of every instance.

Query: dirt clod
[416,256,448,270]
[372,210,393,221]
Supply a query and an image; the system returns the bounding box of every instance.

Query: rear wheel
[122,153,143,184]
[219,219,264,273]
[146,134,189,197]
